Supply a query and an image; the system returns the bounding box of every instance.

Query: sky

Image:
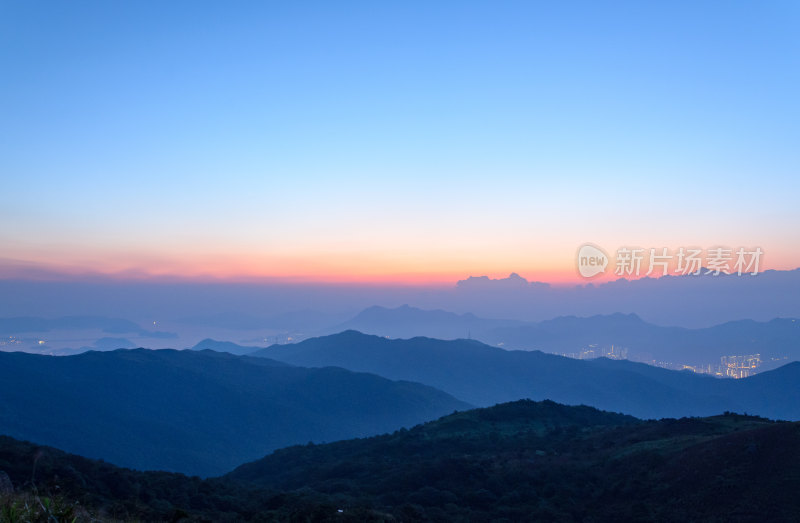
[1,1,799,284]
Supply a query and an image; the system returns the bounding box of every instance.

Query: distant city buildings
[0,337,22,348]
[718,354,761,378]
[560,344,628,361]
[559,344,766,379]
[664,354,762,378]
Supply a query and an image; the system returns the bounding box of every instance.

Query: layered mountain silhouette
[0,348,468,476]
[251,330,800,420]
[2,400,798,521]
[449,268,800,326]
[4,268,800,330]
[336,306,800,365]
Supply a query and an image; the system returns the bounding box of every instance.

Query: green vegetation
[1,400,799,522]
[0,491,84,523]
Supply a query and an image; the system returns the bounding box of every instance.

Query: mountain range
[4,300,800,366]
[249,330,800,420]
[4,326,800,497]
[2,400,798,521]
[0,348,467,476]
[3,268,800,330]
[335,305,800,365]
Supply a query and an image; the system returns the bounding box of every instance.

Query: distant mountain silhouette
[0,315,176,338]
[449,268,800,326]
[335,306,800,365]
[191,338,263,355]
[0,348,468,476]
[177,310,343,332]
[252,331,800,420]
[2,268,800,328]
[490,313,800,364]
[335,304,524,340]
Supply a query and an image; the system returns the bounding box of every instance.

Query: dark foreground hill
[1,400,799,522]
[0,348,468,476]
[251,330,800,420]
[228,400,800,521]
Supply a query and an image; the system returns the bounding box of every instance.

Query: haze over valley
[2,1,799,521]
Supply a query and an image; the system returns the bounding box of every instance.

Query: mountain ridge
[0,347,469,476]
[251,330,800,420]
[334,305,800,365]
[3,399,799,521]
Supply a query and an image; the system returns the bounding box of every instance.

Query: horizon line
[0,260,795,288]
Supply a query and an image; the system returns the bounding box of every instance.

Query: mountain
[0,348,468,476]
[4,268,800,332]
[3,400,798,522]
[229,399,638,486]
[490,313,800,364]
[335,304,524,340]
[227,400,800,522]
[448,268,800,326]
[334,306,800,365]
[732,361,800,420]
[252,331,800,420]
[191,337,263,355]
[0,434,306,522]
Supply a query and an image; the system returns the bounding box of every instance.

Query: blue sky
[1,1,799,282]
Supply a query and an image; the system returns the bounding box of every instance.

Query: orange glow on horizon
[0,256,586,286]
[0,246,794,287]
